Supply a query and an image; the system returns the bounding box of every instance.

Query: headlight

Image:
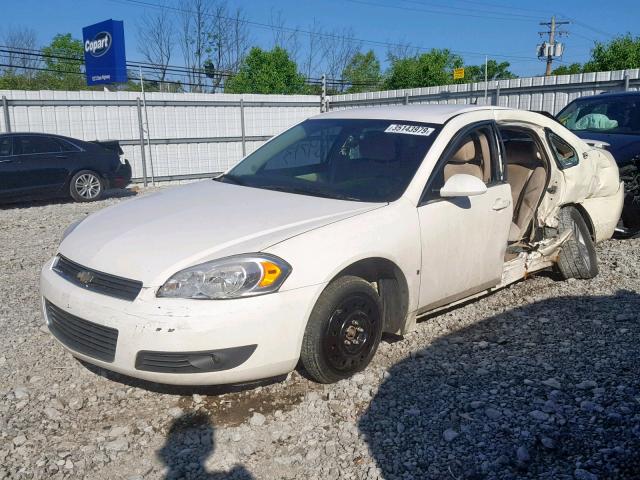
[61,218,85,242]
[157,254,291,300]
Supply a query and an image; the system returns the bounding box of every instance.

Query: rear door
[0,135,20,197]
[12,135,69,194]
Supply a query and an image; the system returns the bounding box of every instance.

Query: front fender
[265,198,421,319]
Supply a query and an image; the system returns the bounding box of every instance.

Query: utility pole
[539,16,570,76]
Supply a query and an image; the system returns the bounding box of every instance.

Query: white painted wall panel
[329,68,640,115]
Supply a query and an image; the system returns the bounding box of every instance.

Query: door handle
[492,198,511,211]
[55,155,68,159]
[0,159,14,163]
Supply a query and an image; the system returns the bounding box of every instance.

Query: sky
[2,0,640,79]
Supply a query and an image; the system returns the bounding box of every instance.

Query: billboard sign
[82,19,127,85]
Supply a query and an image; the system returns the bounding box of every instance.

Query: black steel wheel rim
[322,293,380,373]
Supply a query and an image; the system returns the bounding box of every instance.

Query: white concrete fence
[1,68,638,183]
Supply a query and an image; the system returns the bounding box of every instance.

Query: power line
[563,18,616,40]
[350,0,540,22]
[110,0,541,63]
[432,0,555,16]
[0,48,382,88]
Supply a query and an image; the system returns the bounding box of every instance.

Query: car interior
[499,128,548,244]
[249,121,440,202]
[435,126,549,247]
[442,130,491,184]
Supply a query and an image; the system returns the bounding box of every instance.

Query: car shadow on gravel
[0,187,139,209]
[360,290,640,479]
[158,411,254,479]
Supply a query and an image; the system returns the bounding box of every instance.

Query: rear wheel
[300,276,383,384]
[556,206,598,279]
[70,170,104,202]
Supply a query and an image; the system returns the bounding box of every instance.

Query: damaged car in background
[40,105,623,386]
[557,91,640,236]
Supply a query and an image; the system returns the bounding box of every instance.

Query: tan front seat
[444,137,483,181]
[505,141,546,242]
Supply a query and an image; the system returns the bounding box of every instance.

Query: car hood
[59,180,384,286]
[572,131,640,166]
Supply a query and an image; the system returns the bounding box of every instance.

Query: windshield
[219,118,441,202]
[557,96,640,135]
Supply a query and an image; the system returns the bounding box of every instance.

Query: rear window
[547,131,579,169]
[14,136,62,155]
[557,96,640,135]
[56,138,81,152]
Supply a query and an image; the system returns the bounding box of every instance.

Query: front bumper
[40,258,324,385]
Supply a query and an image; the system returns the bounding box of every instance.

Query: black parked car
[556,92,640,235]
[0,133,132,204]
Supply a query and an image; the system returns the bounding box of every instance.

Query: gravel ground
[1,184,639,480]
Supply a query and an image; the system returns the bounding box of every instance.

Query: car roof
[312,104,509,124]
[0,132,70,137]
[0,132,86,143]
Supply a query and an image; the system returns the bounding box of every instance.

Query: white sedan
[40,105,623,385]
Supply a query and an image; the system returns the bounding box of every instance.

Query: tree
[299,19,324,79]
[1,27,39,82]
[178,0,250,92]
[342,50,381,93]
[225,47,306,94]
[203,3,250,92]
[179,0,211,91]
[322,27,361,91]
[552,63,583,75]
[583,34,640,72]
[137,5,174,84]
[270,9,301,62]
[384,49,464,89]
[464,60,516,83]
[38,34,86,90]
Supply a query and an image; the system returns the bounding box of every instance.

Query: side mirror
[440,174,487,198]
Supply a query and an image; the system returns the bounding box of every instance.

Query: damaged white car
[40,105,623,385]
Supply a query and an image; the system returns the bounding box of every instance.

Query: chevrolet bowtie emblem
[76,270,95,285]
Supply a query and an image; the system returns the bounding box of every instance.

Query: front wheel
[70,170,104,202]
[300,276,383,384]
[556,206,598,279]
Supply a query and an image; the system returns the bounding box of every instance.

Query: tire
[69,170,104,202]
[300,276,383,384]
[556,206,599,280]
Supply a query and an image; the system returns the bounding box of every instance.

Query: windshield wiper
[214,174,245,185]
[260,184,360,201]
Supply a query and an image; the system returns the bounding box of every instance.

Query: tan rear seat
[505,141,546,242]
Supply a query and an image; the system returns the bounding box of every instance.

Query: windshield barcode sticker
[385,124,435,136]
